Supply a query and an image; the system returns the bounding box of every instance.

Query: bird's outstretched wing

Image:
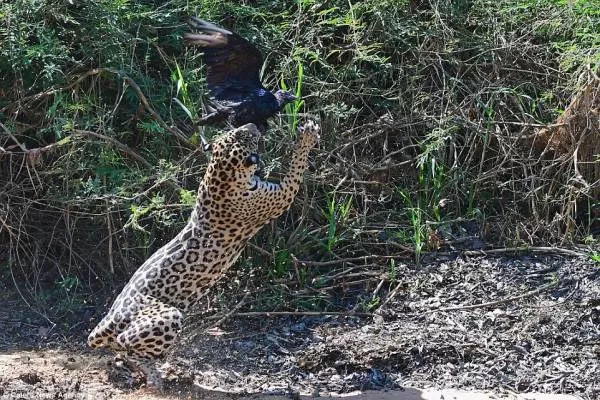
[183,17,264,97]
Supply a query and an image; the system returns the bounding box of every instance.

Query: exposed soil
[1,253,599,399]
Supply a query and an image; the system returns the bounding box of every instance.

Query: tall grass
[282,60,305,131]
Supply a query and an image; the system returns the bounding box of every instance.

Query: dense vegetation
[0,0,598,319]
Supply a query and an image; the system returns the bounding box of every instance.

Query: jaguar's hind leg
[115,303,183,388]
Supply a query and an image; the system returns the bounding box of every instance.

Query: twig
[330,121,421,154]
[292,254,401,268]
[111,69,195,149]
[460,247,586,258]
[72,129,152,168]
[247,242,272,257]
[223,310,373,318]
[0,68,112,114]
[496,121,567,128]
[0,121,27,151]
[371,278,386,300]
[0,141,63,156]
[208,292,250,329]
[377,279,404,310]
[422,281,556,314]
[325,266,368,280]
[328,277,380,289]
[73,129,182,192]
[4,68,197,150]
[0,212,15,238]
[106,199,114,275]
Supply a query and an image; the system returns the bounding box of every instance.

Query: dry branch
[2,68,198,150]
[422,281,557,314]
[212,310,373,319]
[460,246,587,258]
[292,254,406,268]
[72,129,153,168]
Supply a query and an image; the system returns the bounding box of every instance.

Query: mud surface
[1,254,598,399]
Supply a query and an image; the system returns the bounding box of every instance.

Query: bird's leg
[197,111,223,125]
[198,104,233,126]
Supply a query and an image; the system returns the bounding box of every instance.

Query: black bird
[183,17,297,132]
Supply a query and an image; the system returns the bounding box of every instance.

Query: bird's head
[274,90,297,108]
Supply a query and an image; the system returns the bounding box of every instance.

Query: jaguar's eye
[243,153,260,167]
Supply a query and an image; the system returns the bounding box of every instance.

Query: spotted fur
[87,121,320,388]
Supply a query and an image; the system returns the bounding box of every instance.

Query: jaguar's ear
[203,142,212,152]
[243,153,260,167]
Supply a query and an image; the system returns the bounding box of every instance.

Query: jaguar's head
[207,123,262,180]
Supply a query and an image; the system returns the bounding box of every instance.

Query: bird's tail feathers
[183,32,228,47]
[187,17,232,35]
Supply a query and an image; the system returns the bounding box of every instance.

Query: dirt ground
[0,253,598,400]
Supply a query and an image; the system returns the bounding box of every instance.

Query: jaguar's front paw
[298,120,320,148]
